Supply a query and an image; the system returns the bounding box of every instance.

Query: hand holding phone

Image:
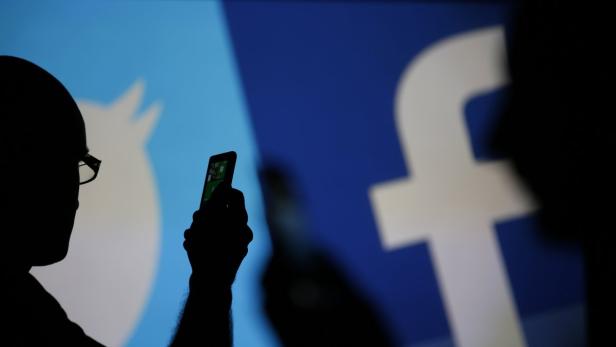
[184,150,252,286]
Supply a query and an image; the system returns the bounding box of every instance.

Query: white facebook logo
[370,27,536,347]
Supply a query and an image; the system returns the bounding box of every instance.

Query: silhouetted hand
[183,185,253,288]
[171,185,252,347]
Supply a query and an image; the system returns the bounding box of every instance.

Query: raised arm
[171,186,252,347]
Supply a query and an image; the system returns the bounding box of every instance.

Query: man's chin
[29,216,74,266]
[30,238,71,266]
[31,249,69,266]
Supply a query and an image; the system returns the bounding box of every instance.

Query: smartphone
[200,151,237,208]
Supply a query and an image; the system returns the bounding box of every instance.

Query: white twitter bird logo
[32,80,162,347]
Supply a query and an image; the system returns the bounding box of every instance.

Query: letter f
[370,27,536,347]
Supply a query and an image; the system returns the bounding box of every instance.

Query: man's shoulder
[4,272,104,346]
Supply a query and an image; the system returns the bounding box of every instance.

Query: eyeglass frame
[79,153,101,185]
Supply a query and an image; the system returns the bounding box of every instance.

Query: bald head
[0,56,87,161]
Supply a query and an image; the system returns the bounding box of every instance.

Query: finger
[228,188,246,208]
[210,186,244,209]
[209,182,232,206]
[229,206,248,227]
[191,210,207,229]
[241,225,254,245]
[207,188,247,226]
[227,189,248,224]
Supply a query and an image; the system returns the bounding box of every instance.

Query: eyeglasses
[79,153,101,185]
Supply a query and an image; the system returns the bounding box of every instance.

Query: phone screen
[200,151,236,207]
[203,160,229,203]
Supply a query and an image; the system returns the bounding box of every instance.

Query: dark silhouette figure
[492,2,616,345]
[1,55,252,346]
[259,165,394,347]
[173,185,253,346]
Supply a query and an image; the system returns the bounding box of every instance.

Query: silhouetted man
[1,56,252,346]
